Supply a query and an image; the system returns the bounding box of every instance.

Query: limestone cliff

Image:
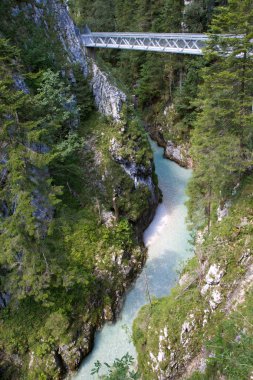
[0,1,159,378]
[91,61,127,121]
[11,0,125,122]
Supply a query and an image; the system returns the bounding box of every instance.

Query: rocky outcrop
[12,0,88,77]
[2,1,156,378]
[0,292,10,309]
[149,129,192,168]
[57,323,94,372]
[110,137,156,197]
[200,264,225,310]
[91,62,127,120]
[109,136,159,237]
[11,1,126,121]
[49,0,88,77]
[165,140,192,169]
[13,73,30,94]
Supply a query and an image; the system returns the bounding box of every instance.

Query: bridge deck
[82,32,209,55]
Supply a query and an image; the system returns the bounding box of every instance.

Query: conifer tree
[0,40,78,302]
[187,0,253,231]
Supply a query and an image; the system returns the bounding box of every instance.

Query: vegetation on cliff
[0,1,158,379]
[70,0,253,379]
[0,0,252,379]
[132,1,253,379]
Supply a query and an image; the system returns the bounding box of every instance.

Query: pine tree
[187,0,253,231]
[0,40,78,302]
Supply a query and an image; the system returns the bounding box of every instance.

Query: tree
[91,353,140,380]
[0,41,80,303]
[187,0,253,231]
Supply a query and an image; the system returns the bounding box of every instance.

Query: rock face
[0,292,10,309]
[109,136,159,238]
[205,264,224,286]
[165,140,192,168]
[50,1,88,77]
[13,74,30,94]
[57,323,94,371]
[2,1,155,377]
[41,0,88,76]
[110,137,156,198]
[11,1,126,122]
[91,62,127,120]
[11,1,87,76]
[149,129,192,169]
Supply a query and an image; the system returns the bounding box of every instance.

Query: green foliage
[0,29,153,376]
[0,1,65,72]
[183,0,223,32]
[189,292,253,380]
[136,54,166,108]
[69,0,219,136]
[133,172,253,380]
[187,0,253,230]
[71,64,94,119]
[91,353,140,379]
[0,42,79,304]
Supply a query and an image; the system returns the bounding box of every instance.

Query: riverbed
[75,140,192,379]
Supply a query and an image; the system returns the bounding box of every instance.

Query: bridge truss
[82,32,209,55]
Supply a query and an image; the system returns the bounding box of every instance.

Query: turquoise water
[75,140,192,379]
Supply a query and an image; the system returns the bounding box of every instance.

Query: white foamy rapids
[144,204,169,247]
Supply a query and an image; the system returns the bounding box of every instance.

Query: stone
[158,350,165,362]
[165,140,192,168]
[91,62,126,120]
[238,249,251,265]
[196,230,205,245]
[58,343,82,371]
[13,74,30,94]
[205,264,224,285]
[209,288,222,310]
[0,292,10,309]
[180,313,196,347]
[200,284,210,296]
[217,201,231,222]
[48,1,88,76]
[109,138,157,201]
[101,210,115,227]
[13,1,88,76]
[202,309,210,326]
[103,305,114,321]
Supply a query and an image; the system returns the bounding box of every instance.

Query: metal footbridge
[82,31,209,55]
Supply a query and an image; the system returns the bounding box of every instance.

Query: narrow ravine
[75,140,192,379]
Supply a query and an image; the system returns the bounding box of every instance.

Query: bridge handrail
[90,32,208,39]
[82,29,246,56]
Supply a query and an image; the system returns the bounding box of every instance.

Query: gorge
[0,1,253,380]
[75,140,192,379]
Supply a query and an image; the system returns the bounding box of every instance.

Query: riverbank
[133,170,253,380]
[75,140,192,379]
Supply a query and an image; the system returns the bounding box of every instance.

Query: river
[75,139,192,379]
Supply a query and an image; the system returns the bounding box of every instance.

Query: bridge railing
[82,32,209,55]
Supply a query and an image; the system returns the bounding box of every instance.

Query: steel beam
[82,32,209,55]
